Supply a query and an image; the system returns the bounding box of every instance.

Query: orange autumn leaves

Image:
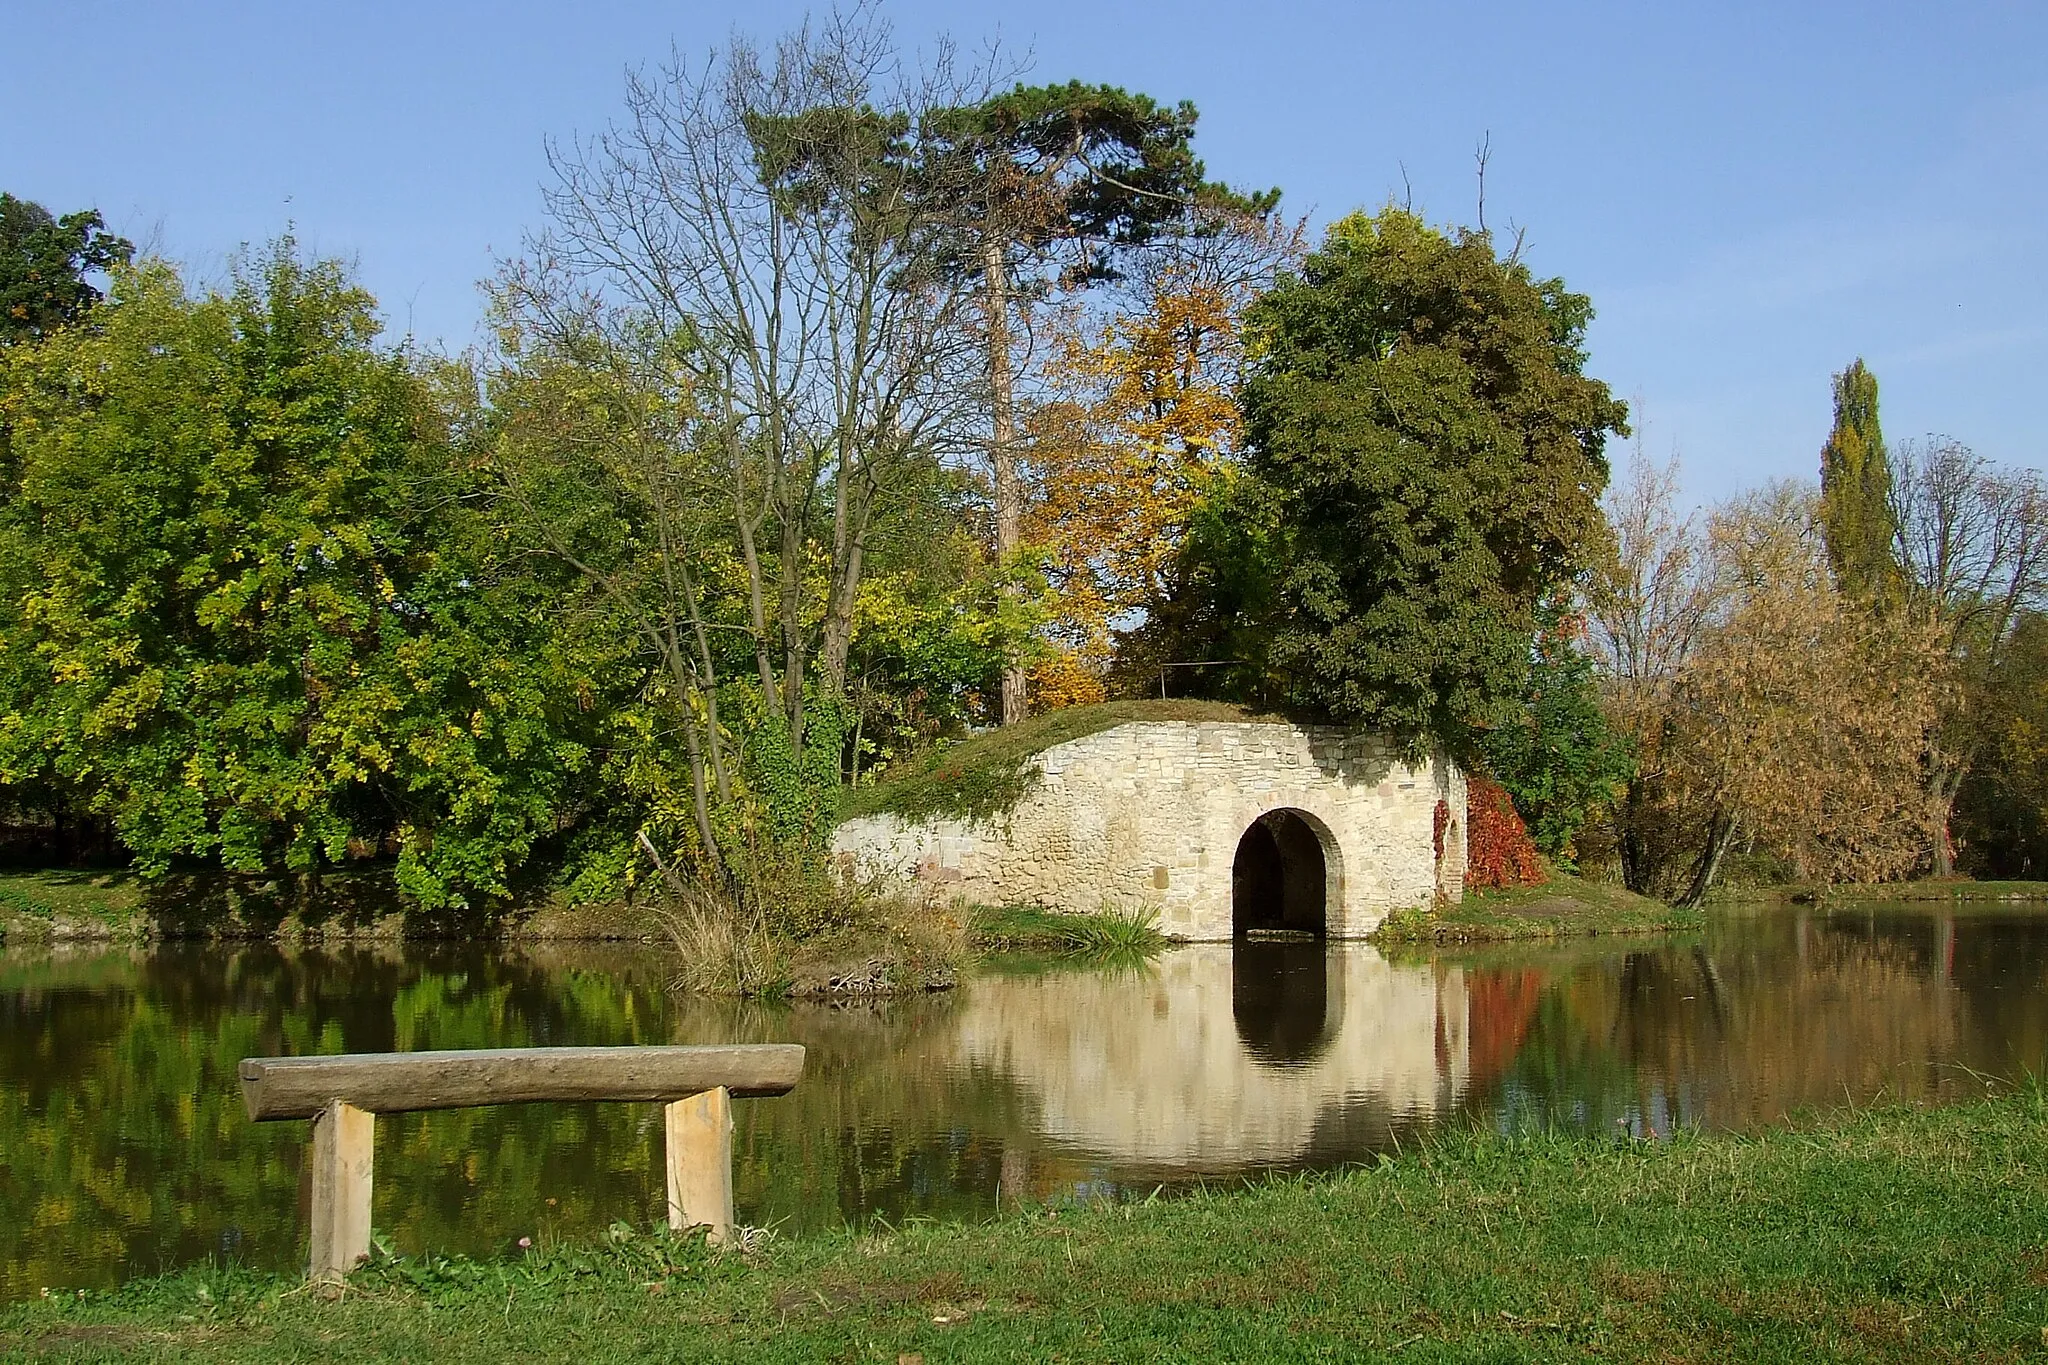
[1022,278,1247,705]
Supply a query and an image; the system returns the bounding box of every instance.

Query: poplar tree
[1818,358,1903,601]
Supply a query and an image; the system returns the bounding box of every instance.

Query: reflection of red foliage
[1466,969,1544,1088]
[1465,775,1541,889]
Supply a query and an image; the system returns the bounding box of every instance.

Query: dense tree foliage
[0,249,612,908]
[1023,214,1298,704]
[1889,436,2048,874]
[1,17,2034,925]
[0,193,133,344]
[922,81,1275,722]
[1953,611,2048,876]
[1590,463,1948,903]
[1480,597,1633,867]
[1162,209,1628,756]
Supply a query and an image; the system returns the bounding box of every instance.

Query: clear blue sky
[7,0,2043,503]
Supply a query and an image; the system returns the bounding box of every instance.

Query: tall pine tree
[1819,358,1902,601]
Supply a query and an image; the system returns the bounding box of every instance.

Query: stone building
[832,717,1466,940]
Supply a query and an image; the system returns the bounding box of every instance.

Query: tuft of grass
[659,861,967,999]
[838,700,1285,825]
[972,903,1168,955]
[1374,871,1701,944]
[11,1085,2048,1362]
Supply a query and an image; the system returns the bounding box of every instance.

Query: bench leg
[665,1086,733,1245]
[309,1100,374,1280]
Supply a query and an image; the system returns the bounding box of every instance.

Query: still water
[4,903,2045,1301]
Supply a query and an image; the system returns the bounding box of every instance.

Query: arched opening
[1231,808,1329,937]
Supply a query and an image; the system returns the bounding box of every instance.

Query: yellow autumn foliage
[1023,276,1248,697]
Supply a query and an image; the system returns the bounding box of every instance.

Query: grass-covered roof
[839,700,1286,825]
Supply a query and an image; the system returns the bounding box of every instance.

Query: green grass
[11,1086,2048,1361]
[1373,872,1702,944]
[839,700,1285,825]
[0,871,144,942]
[971,903,1169,955]
[1722,878,2048,906]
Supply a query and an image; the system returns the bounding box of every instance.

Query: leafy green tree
[1177,209,1628,755]
[1482,597,1635,866]
[1818,358,1903,601]
[0,247,610,911]
[0,193,133,343]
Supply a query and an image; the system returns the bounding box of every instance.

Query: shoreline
[9,1087,2044,1360]
[1371,872,1703,944]
[11,867,2048,951]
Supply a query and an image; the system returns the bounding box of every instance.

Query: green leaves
[0,247,610,914]
[0,193,133,344]
[1481,598,1635,865]
[1185,208,1627,756]
[1818,358,1904,603]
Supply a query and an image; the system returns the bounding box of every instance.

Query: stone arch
[1231,807,1342,937]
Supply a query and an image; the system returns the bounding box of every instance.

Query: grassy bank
[0,868,681,946]
[10,1088,2046,1362]
[1727,878,2048,906]
[1373,872,1702,944]
[0,871,145,942]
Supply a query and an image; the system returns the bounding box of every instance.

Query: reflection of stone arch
[1231,939,1342,1065]
[1232,807,1341,936]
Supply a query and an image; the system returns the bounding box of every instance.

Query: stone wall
[831,720,1466,939]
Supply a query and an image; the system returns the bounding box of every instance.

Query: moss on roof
[839,700,1287,825]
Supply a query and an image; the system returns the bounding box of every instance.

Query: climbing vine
[1465,775,1543,890]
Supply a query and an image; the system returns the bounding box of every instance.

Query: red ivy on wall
[1465,775,1542,890]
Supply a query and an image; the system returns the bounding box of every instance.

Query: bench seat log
[239,1044,804,1120]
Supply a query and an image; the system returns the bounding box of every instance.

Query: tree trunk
[1618,777,1653,895]
[777,505,808,758]
[1929,771,1962,878]
[725,417,782,725]
[1676,810,1736,910]
[676,715,722,871]
[982,234,1026,726]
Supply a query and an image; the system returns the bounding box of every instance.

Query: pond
[4,902,2046,1303]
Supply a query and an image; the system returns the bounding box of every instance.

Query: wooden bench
[239,1043,805,1280]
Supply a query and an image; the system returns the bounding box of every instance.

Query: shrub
[1466,775,1543,890]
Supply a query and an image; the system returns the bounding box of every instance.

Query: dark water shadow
[1232,939,1338,1065]
[139,870,520,939]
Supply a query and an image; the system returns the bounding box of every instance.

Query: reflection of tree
[0,945,677,1299]
[1484,912,2005,1138]
[9,917,2047,1299]
[1463,969,1544,1092]
[1948,916,2048,1072]
[0,944,1072,1300]
[667,990,1042,1228]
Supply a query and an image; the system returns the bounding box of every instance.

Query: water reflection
[1232,940,1338,1066]
[4,904,2046,1301]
